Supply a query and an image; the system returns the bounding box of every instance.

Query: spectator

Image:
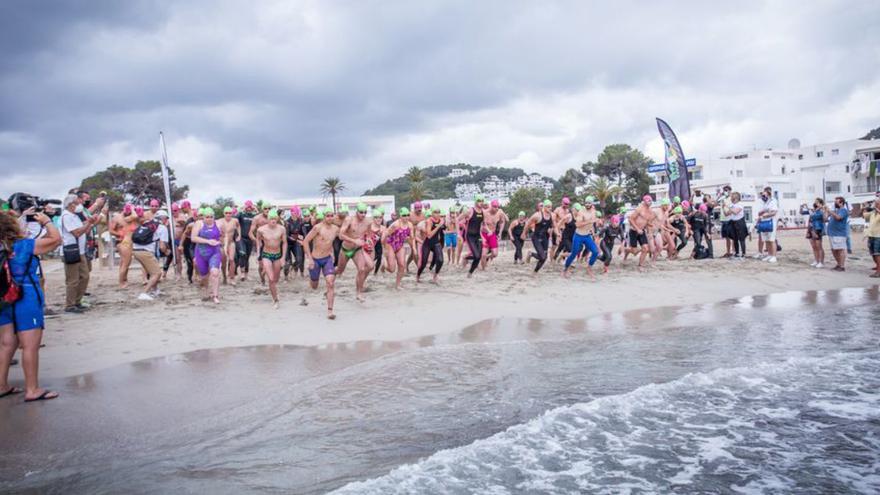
[723,191,747,258]
[60,194,99,313]
[863,195,880,278]
[717,185,733,257]
[826,196,849,272]
[806,198,827,268]
[0,210,62,401]
[755,186,778,263]
[131,207,168,300]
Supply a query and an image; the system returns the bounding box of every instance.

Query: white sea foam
[334,352,880,494]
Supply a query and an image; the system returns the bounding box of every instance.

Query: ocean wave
[334,352,880,494]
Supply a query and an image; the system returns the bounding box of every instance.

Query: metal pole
[158,132,178,269]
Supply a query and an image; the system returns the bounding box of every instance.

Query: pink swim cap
[149,199,160,207]
[291,206,301,216]
[413,201,423,209]
[562,197,570,205]
[244,200,254,208]
[642,194,653,203]
[181,200,191,209]
[490,199,500,208]
[611,214,621,224]
[681,200,691,209]
[135,205,144,217]
[123,204,132,214]
[231,207,238,215]
[699,204,708,212]
[171,203,180,211]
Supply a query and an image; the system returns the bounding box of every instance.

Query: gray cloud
[1,0,878,202]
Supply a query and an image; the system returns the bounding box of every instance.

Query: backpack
[132,220,159,245]
[0,248,24,311]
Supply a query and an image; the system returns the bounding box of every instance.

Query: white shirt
[61,210,86,252]
[134,221,168,254]
[728,202,745,221]
[758,197,778,220]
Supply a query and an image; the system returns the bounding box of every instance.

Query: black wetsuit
[464,208,484,274]
[284,217,304,277]
[418,218,445,277]
[300,218,313,253]
[689,211,711,258]
[182,217,195,283]
[554,212,576,259]
[530,212,552,272]
[511,222,525,262]
[672,216,688,252]
[599,223,624,267]
[237,211,256,273]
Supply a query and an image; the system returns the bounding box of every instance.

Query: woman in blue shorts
[0,211,62,402]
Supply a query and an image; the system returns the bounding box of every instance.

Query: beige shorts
[829,236,847,250]
[133,250,162,278]
[759,230,776,242]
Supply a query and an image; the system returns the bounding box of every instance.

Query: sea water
[1,287,878,494]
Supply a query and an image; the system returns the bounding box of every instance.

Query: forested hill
[862,126,880,140]
[363,163,556,205]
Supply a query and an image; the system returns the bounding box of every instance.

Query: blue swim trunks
[0,283,44,332]
[444,232,458,248]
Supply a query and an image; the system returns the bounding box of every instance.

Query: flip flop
[24,390,58,402]
[0,387,23,398]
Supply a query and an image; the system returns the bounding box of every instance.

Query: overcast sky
[1,0,878,205]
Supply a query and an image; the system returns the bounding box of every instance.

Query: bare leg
[209,267,221,303]
[18,329,57,401]
[336,251,350,276]
[0,324,18,393]
[262,258,280,307]
[118,244,132,288]
[395,248,406,289]
[325,274,336,319]
[354,251,371,302]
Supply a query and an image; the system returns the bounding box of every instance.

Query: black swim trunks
[628,229,648,248]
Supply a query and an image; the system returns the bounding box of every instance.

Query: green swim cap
[660,198,671,206]
[542,199,552,207]
[619,206,627,214]
[673,206,683,214]
[585,195,595,203]
[432,206,441,213]
[573,203,583,211]
[267,209,279,219]
[596,211,603,218]
[673,196,681,203]
[339,205,349,214]
[323,207,334,216]
[375,206,385,214]
[475,194,485,203]
[223,206,233,213]
[0,203,8,212]
[399,207,410,216]
[316,211,325,220]
[518,211,526,217]
[356,202,368,213]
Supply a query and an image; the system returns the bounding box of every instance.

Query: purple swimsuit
[194,222,222,275]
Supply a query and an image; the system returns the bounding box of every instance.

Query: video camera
[7,192,62,221]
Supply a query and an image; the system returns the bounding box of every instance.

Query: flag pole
[159,132,178,268]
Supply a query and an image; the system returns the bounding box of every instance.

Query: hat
[399,207,410,216]
[181,200,191,209]
[267,209,279,219]
[432,206,441,213]
[660,198,671,206]
[673,196,681,203]
[123,204,133,214]
[171,203,180,211]
[562,197,571,205]
[595,211,603,218]
[573,203,583,211]
[585,195,595,203]
[490,199,500,208]
[135,205,144,217]
[223,206,233,214]
[149,199,160,207]
[413,201,423,209]
[356,202,368,213]
[673,206,683,214]
[475,194,485,203]
[323,207,335,215]
[642,194,653,203]
[244,200,254,208]
[518,211,526,217]
[542,199,552,207]
[155,210,169,218]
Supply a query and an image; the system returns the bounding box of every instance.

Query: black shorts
[628,229,648,248]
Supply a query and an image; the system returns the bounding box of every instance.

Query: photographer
[6,193,62,241]
[863,194,880,278]
[717,186,734,257]
[0,209,62,402]
[71,189,108,269]
[60,194,100,313]
[805,198,827,268]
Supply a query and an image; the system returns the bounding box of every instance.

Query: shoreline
[11,232,878,380]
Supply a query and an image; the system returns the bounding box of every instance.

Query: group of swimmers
[105,192,733,319]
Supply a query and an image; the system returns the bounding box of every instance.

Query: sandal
[0,386,23,398]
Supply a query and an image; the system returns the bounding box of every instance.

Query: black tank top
[467,208,483,236]
[562,213,576,236]
[238,211,255,234]
[512,223,524,238]
[534,212,552,238]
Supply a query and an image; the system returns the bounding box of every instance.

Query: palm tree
[586,176,622,211]
[320,177,345,212]
[408,182,426,203]
[405,166,425,184]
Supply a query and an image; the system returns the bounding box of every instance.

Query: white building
[448,168,471,178]
[649,138,880,225]
[454,173,554,201]
[270,195,396,221]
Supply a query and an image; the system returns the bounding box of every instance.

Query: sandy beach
[13,230,878,380]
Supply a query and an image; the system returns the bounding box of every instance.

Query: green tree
[505,187,547,220]
[79,160,189,207]
[320,177,345,212]
[408,182,427,203]
[581,144,654,204]
[206,196,236,218]
[585,176,623,215]
[551,168,586,204]
[405,166,425,183]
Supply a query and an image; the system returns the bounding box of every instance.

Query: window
[846,165,850,173]
[764,155,770,159]
[825,181,841,194]
[783,192,797,199]
[847,185,851,193]
[798,154,803,160]
[781,166,786,174]
[816,151,824,158]
[743,206,753,223]
[831,149,839,156]
[780,155,786,159]
[736,170,743,177]
[807,185,815,193]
